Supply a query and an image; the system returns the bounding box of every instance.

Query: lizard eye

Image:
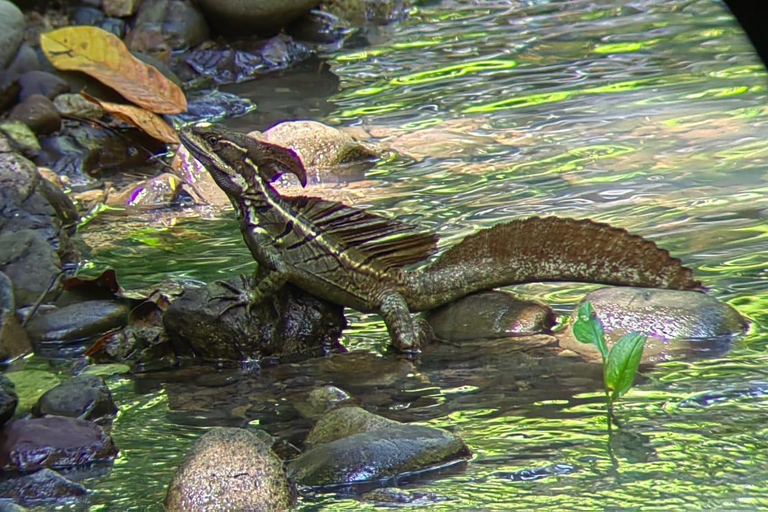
[205,134,219,146]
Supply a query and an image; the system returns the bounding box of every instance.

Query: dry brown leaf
[41,26,187,114]
[84,93,179,143]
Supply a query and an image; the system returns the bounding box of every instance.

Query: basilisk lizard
[179,124,702,354]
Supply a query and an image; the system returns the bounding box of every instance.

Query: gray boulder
[558,287,749,363]
[425,290,556,341]
[0,271,31,362]
[0,0,24,69]
[33,374,118,423]
[305,406,396,448]
[165,427,294,511]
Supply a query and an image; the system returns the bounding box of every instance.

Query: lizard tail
[408,216,702,311]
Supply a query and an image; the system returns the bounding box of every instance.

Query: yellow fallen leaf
[83,93,179,143]
[41,26,187,114]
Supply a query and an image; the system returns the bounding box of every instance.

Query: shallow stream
[47,0,768,508]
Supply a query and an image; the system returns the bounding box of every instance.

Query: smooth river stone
[558,287,749,363]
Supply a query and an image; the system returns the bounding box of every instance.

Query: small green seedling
[573,302,647,427]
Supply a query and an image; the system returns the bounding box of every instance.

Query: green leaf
[605,332,647,402]
[572,302,608,359]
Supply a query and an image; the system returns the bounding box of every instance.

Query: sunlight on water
[78,0,768,509]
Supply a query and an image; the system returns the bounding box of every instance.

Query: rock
[37,124,165,190]
[4,44,41,77]
[164,276,345,364]
[128,0,210,55]
[72,5,105,26]
[100,17,127,38]
[9,95,62,136]
[287,9,351,45]
[0,374,18,427]
[165,427,294,511]
[106,173,182,208]
[25,300,131,344]
[321,0,412,24]
[0,416,118,471]
[0,468,87,507]
[185,34,311,85]
[103,0,142,17]
[259,120,379,184]
[287,423,471,488]
[305,406,397,448]
[52,93,105,120]
[425,291,556,342]
[195,0,318,36]
[0,0,24,69]
[168,89,255,126]
[558,287,749,363]
[0,71,19,114]
[33,374,118,423]
[0,229,61,308]
[17,72,70,103]
[301,385,353,418]
[362,487,450,506]
[0,120,42,158]
[0,271,31,362]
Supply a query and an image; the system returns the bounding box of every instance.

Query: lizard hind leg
[378,292,432,356]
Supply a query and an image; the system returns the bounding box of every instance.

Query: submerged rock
[287,422,471,488]
[322,0,412,24]
[425,290,556,342]
[0,468,87,507]
[165,427,295,511]
[32,374,118,423]
[0,416,118,471]
[558,287,749,362]
[163,276,346,364]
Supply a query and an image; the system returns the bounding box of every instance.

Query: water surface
[79,0,768,509]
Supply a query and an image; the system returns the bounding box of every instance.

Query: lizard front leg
[378,291,432,355]
[212,268,287,317]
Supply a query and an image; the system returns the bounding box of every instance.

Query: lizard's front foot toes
[209,280,256,318]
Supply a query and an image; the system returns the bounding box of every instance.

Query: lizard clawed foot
[209,278,259,319]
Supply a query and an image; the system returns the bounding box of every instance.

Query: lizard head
[178,125,308,196]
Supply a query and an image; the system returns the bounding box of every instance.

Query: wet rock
[165,427,294,511]
[37,124,164,190]
[107,173,182,208]
[103,0,141,17]
[305,406,397,448]
[168,89,255,126]
[163,276,345,363]
[259,120,379,183]
[32,374,118,423]
[322,0,412,24]
[9,95,62,136]
[0,71,19,114]
[0,121,41,159]
[558,287,749,363]
[0,501,25,511]
[0,416,118,471]
[5,44,41,77]
[0,0,24,69]
[185,34,311,85]
[287,423,471,488]
[128,0,210,55]
[52,93,105,120]
[287,9,352,45]
[361,487,450,506]
[17,72,69,103]
[0,229,61,308]
[100,17,127,38]
[0,271,31,362]
[425,291,556,342]
[0,375,18,427]
[196,0,318,36]
[301,385,353,418]
[0,468,87,507]
[72,5,105,26]
[25,300,130,344]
